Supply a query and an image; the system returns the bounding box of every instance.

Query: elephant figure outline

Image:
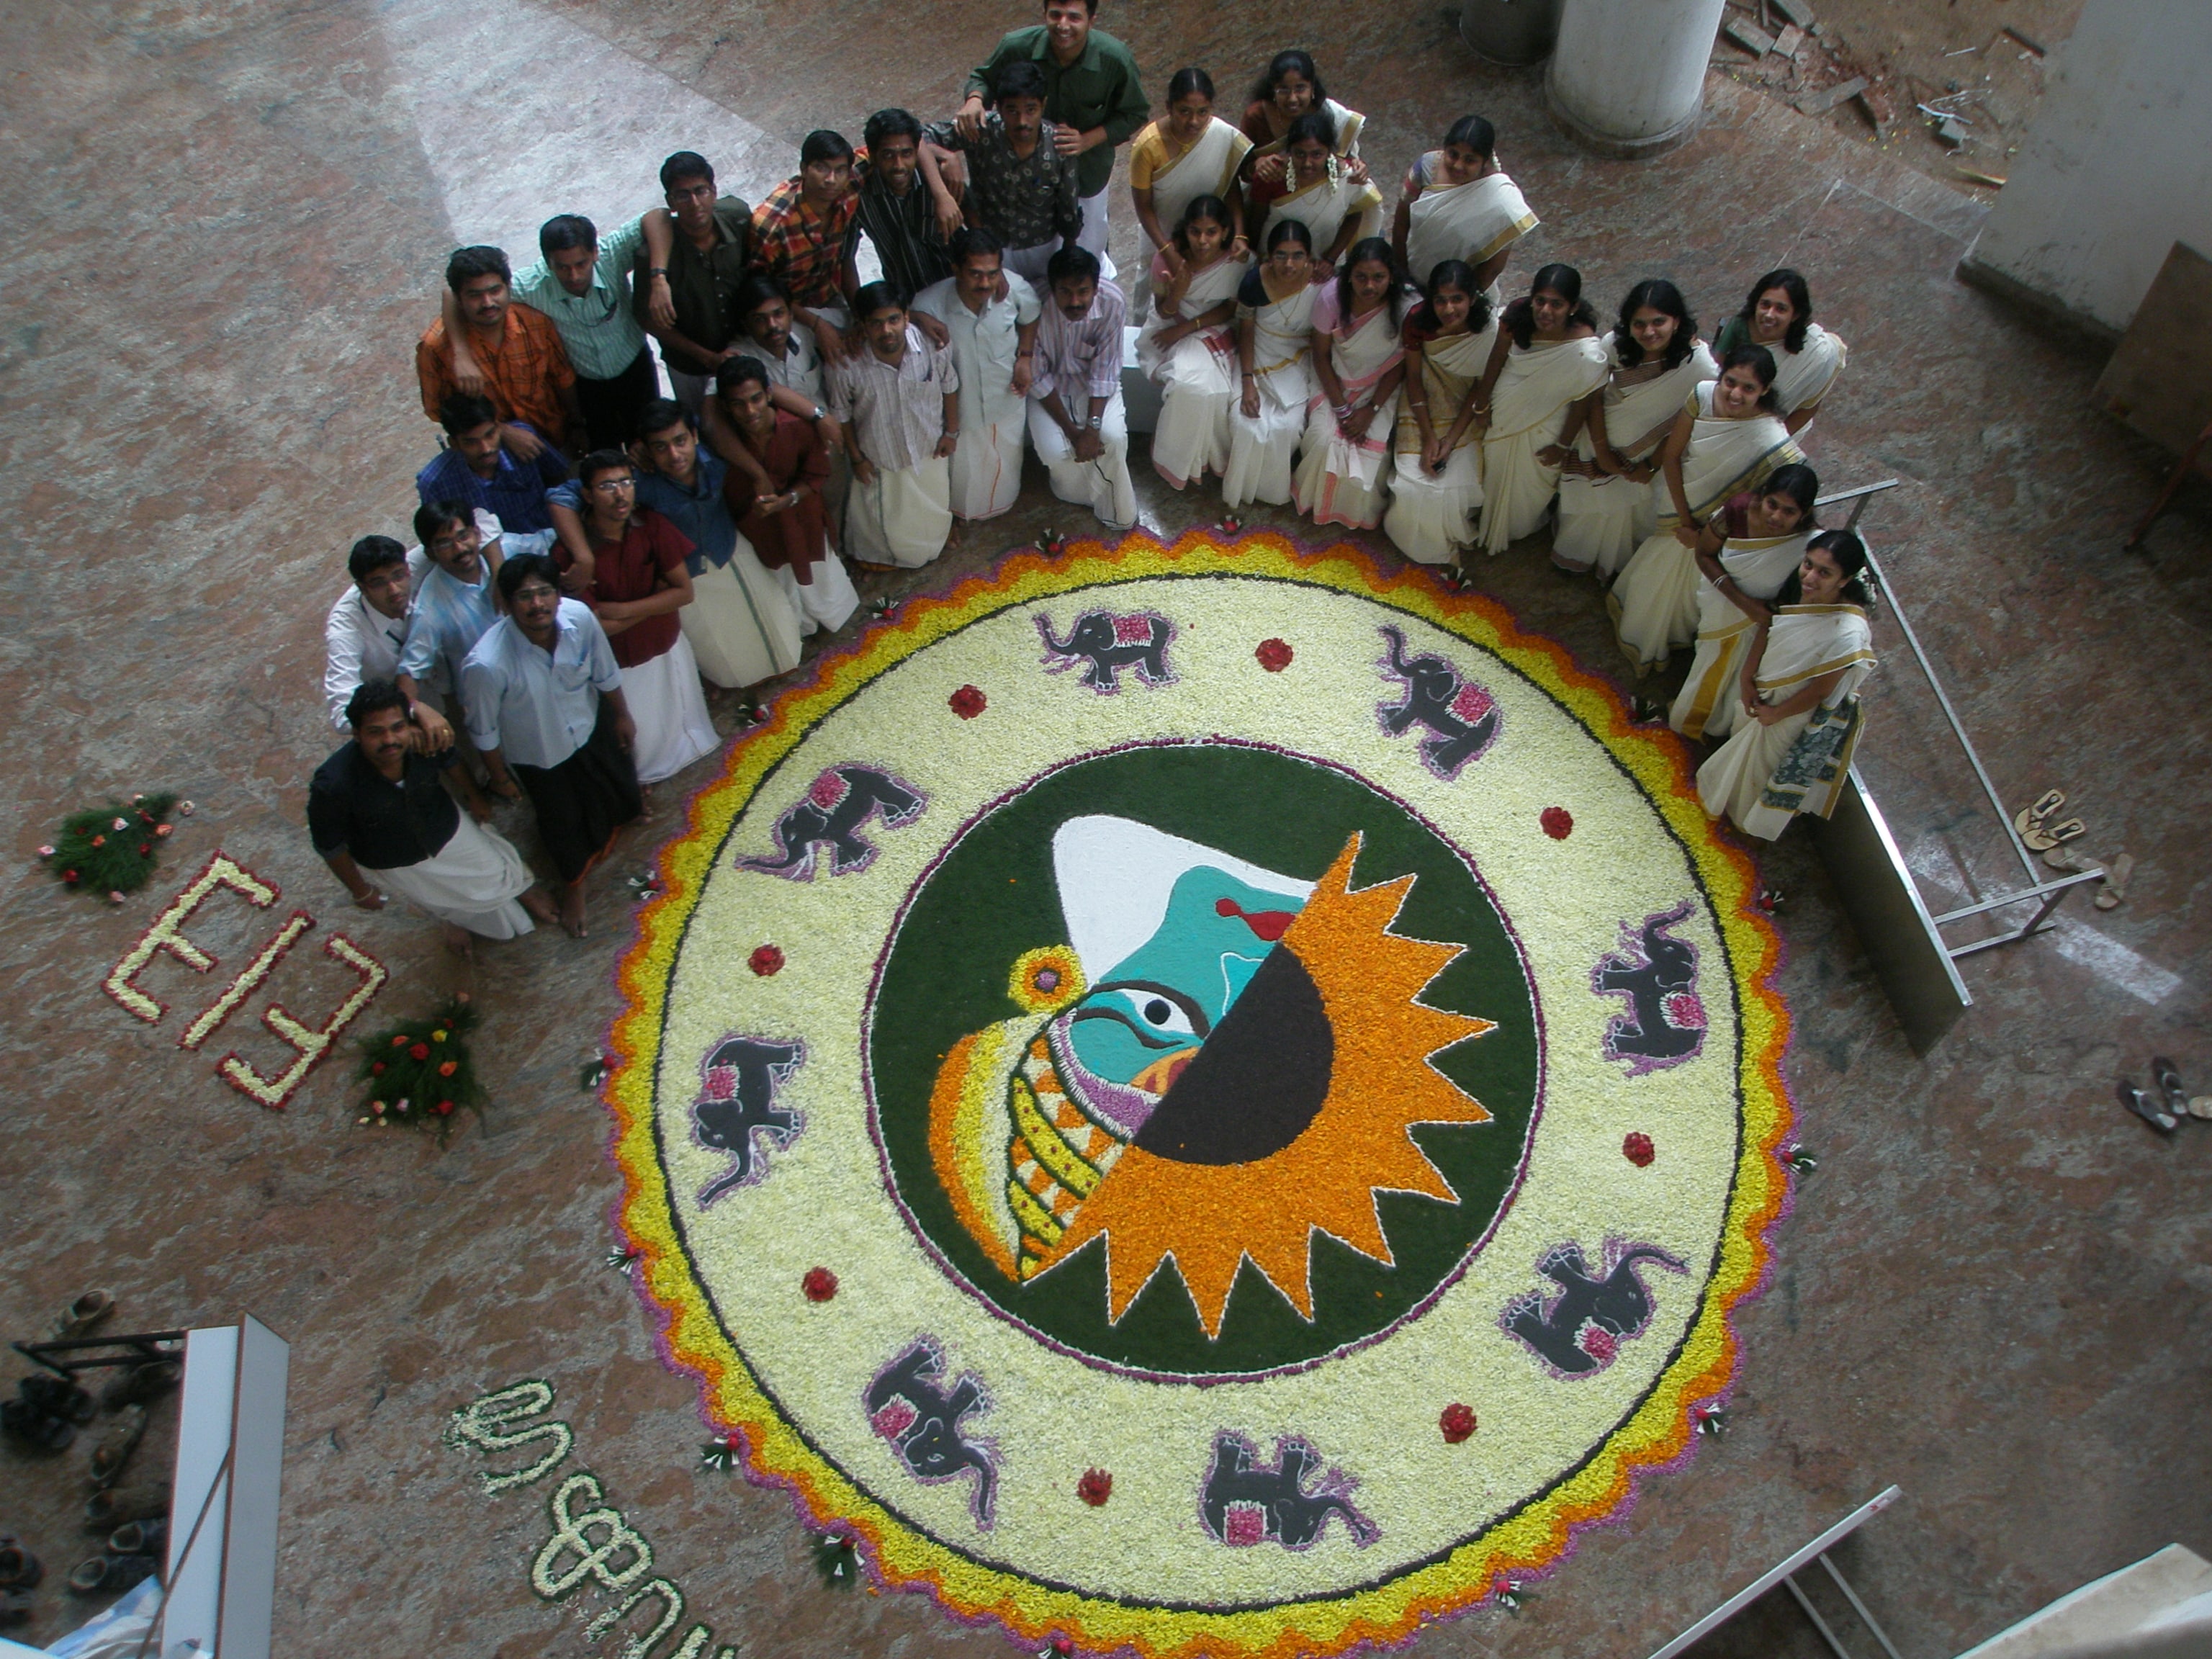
[1501,1239,1688,1377]
[1592,901,1706,1075]
[1375,625,1501,780]
[1036,608,1177,694]
[691,1035,805,1206]
[1198,1431,1379,1552]
[736,764,925,881]
[864,1337,999,1528]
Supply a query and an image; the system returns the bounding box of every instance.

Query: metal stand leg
[1820,1554,1905,1659]
[1785,1572,1856,1658]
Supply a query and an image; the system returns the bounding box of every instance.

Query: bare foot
[441,922,475,960]
[559,884,588,938]
[520,886,559,927]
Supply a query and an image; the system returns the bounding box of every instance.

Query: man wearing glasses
[462,554,641,939]
[552,451,719,788]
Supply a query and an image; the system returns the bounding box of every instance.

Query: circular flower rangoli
[608,532,1791,1657]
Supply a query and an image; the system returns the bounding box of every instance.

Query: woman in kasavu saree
[1140,194,1251,490]
[1551,278,1717,578]
[1699,531,1877,841]
[1667,463,1820,741]
[1292,238,1407,531]
[1469,263,1607,556]
[1713,266,1847,439]
[1609,345,1802,673]
[1385,260,1497,568]
[1222,219,1321,510]
[1392,113,1538,303]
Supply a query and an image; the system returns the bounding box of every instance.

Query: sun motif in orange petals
[1032,835,1498,1336]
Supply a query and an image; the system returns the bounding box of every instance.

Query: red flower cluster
[409,1042,431,1061]
[434,1100,454,1116]
[948,685,988,719]
[1540,806,1574,840]
[1254,638,1294,673]
[749,944,785,977]
[1076,1467,1112,1506]
[1622,1131,1655,1167]
[1439,1403,1478,1444]
[801,1267,838,1303]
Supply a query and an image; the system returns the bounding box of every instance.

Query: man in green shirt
[956,0,1147,276]
[505,214,656,449]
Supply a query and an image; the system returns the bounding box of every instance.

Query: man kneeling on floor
[828,282,961,569]
[1028,245,1136,529]
[462,554,642,938]
[310,680,557,953]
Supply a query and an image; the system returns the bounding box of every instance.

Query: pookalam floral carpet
[605,531,1794,1658]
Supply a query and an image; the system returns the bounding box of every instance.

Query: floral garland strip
[215,932,388,1110]
[103,850,279,1023]
[605,531,1792,1658]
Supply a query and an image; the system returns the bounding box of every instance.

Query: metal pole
[1818,1554,1907,1659]
[1784,1572,1857,1659]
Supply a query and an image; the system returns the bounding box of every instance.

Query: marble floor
[0,2,2206,1656]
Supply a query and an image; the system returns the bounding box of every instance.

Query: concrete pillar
[1545,0,1730,158]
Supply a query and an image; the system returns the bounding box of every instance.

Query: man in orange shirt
[415,246,581,461]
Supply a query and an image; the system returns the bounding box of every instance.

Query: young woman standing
[1713,268,1847,437]
[1128,69,1252,313]
[1385,261,1496,566]
[1223,219,1321,510]
[1292,238,1408,530]
[1393,114,1538,301]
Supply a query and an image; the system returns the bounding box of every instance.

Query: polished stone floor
[1,2,2206,1656]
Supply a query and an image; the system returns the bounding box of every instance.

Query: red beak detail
[1214,897,1295,941]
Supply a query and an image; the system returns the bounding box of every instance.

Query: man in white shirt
[461,553,641,937]
[912,228,1041,521]
[324,536,433,736]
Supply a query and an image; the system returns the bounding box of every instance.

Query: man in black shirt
[854,109,956,302]
[309,681,557,953]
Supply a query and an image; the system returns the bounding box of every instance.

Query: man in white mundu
[1025,246,1138,530]
[829,283,961,568]
[912,228,1042,523]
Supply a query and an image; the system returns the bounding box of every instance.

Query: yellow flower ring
[607,531,1791,1658]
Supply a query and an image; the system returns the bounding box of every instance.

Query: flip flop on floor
[2023,815,2086,852]
[2118,1078,2178,1134]
[50,1289,114,1341]
[2152,1057,2190,1120]
[67,1554,156,1596]
[87,1403,147,1488]
[2011,790,2065,840]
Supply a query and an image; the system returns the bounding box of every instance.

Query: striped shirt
[508,215,649,380]
[1030,279,1125,405]
[825,326,960,472]
[852,150,953,303]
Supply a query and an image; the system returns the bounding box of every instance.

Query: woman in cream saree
[1470,264,1607,556]
[1665,463,1820,740]
[1713,267,1848,438]
[1140,195,1251,489]
[1385,260,1496,566]
[1292,238,1406,530]
[1223,219,1320,509]
[1609,346,1802,672]
[1393,114,1539,301]
[1699,532,1877,840]
[1128,68,1252,315]
[1245,110,1382,281]
[1551,279,1716,577]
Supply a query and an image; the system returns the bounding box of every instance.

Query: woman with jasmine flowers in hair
[1698,530,1876,840]
[1609,344,1801,673]
[1550,279,1716,578]
[1469,264,1606,556]
[1712,267,1847,438]
[1667,463,1821,741]
[1239,50,1365,182]
[1243,110,1382,282]
[1140,195,1251,489]
[1292,238,1407,530]
[1384,261,1496,566]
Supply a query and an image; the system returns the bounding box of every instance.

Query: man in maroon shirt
[714,357,858,634]
[559,450,720,786]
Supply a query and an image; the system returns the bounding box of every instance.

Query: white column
[1545,0,1730,157]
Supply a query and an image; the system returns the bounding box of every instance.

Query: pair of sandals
[2118,1058,2206,1134]
[0,1537,39,1627]
[67,1519,164,1597]
[2014,789,2085,852]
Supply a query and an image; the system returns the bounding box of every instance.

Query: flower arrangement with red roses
[353,993,485,1136]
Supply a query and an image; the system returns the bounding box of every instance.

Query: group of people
[310,0,1880,951]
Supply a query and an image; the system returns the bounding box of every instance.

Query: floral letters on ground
[606,531,1793,1658]
[102,849,388,1110]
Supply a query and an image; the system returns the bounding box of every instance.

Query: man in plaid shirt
[750,132,863,366]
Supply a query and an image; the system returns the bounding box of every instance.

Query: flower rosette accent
[41,791,184,899]
[354,994,482,1137]
[606,532,1791,1658]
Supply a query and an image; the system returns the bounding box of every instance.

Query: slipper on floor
[0,1398,75,1452]
[86,1403,147,1488]
[2118,1078,2177,1134]
[108,1518,165,1557]
[50,1290,114,1341]
[2011,791,2065,840]
[2152,1057,2189,1120]
[2023,814,2086,852]
[2094,851,2135,909]
[20,1373,96,1424]
[0,1545,40,1589]
[84,1483,169,1527]
[67,1553,156,1596]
